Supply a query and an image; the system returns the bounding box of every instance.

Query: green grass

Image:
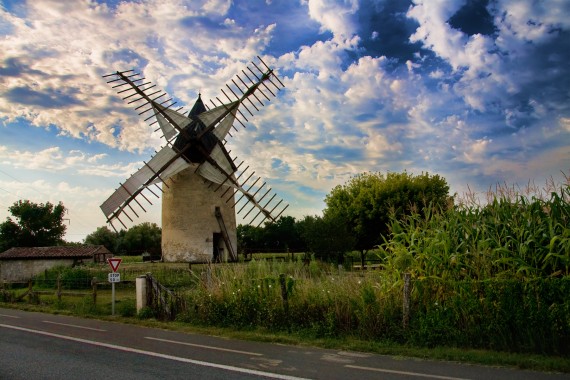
[117,255,144,264]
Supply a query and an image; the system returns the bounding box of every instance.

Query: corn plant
[382,183,570,280]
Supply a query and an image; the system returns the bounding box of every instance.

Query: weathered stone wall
[161,166,238,262]
[0,259,75,282]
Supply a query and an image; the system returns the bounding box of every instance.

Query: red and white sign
[107,258,122,272]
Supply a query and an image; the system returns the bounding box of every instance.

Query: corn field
[382,183,570,280]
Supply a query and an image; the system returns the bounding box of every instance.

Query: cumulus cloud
[0,145,141,178]
[0,0,569,240]
[0,0,277,152]
[307,0,360,40]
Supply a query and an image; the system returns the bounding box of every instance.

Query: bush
[117,298,137,317]
[410,278,570,354]
[137,306,155,319]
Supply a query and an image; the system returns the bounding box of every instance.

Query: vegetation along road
[1,308,566,380]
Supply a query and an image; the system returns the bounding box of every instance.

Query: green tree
[324,171,451,265]
[0,200,67,251]
[121,222,161,255]
[84,226,118,252]
[237,224,264,255]
[298,214,355,263]
[262,216,305,252]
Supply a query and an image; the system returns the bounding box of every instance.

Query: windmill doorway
[212,233,224,263]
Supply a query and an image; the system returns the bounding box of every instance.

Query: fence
[139,274,186,321]
[0,275,134,308]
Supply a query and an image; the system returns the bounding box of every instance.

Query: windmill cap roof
[189,94,207,118]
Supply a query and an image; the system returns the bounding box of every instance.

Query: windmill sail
[153,104,189,142]
[100,57,288,229]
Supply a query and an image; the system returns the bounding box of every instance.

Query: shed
[0,246,113,282]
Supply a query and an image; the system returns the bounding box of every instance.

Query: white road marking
[43,320,107,332]
[345,365,471,380]
[0,324,310,380]
[0,313,20,318]
[145,336,263,356]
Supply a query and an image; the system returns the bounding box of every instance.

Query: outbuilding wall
[0,259,76,282]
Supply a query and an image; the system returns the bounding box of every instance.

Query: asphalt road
[0,308,567,380]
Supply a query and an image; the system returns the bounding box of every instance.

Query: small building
[0,246,113,282]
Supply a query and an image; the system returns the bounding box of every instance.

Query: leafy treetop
[324,171,451,253]
[0,200,67,251]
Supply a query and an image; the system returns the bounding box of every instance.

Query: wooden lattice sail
[100,57,288,261]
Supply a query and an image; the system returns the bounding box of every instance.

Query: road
[0,308,567,380]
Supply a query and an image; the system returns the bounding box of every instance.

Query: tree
[262,216,305,252]
[298,214,355,263]
[120,222,161,255]
[237,224,264,255]
[0,200,67,251]
[84,226,118,252]
[324,171,451,265]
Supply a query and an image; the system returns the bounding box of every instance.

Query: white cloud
[561,117,570,133]
[407,0,467,69]
[494,0,570,45]
[1,0,568,241]
[307,0,359,40]
[0,145,141,179]
[202,0,232,15]
[0,0,278,153]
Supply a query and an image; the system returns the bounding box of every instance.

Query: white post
[136,275,148,312]
[111,282,116,315]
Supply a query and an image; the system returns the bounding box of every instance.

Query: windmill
[100,57,288,262]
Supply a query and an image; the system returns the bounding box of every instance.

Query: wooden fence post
[28,279,33,303]
[206,265,212,290]
[279,274,290,332]
[146,273,153,309]
[57,274,62,302]
[91,277,98,305]
[403,272,411,329]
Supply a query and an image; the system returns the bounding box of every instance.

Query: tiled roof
[0,246,112,260]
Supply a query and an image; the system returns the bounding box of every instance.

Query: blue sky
[1,0,569,242]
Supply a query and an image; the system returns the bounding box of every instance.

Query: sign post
[107,258,122,315]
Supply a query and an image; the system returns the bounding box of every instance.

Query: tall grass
[411,277,570,354]
[174,257,568,354]
[178,260,404,341]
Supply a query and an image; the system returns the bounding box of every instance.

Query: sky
[1,0,569,242]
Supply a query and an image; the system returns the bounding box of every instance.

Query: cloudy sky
[1,0,569,242]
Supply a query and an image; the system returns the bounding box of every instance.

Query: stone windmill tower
[100,57,288,262]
